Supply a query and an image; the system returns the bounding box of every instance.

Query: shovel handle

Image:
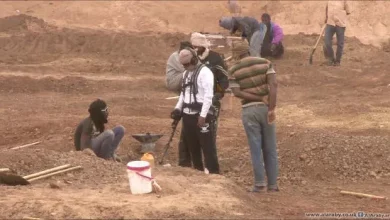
[24,164,72,180]
[313,24,327,50]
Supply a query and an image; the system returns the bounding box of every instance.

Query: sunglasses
[101,107,108,113]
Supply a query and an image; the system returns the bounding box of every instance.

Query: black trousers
[178,123,191,167]
[261,42,284,58]
[178,102,221,169]
[180,113,220,174]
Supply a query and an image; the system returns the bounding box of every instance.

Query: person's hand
[197,116,206,127]
[212,93,223,104]
[170,109,182,120]
[271,43,277,52]
[268,110,276,124]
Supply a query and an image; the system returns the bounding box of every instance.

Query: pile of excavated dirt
[0,148,260,219]
[0,14,53,33]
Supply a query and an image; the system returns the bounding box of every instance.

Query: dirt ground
[0,3,389,219]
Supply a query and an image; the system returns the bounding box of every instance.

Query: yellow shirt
[326,0,352,27]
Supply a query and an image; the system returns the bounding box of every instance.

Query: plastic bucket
[126,160,153,195]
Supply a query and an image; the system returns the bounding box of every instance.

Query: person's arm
[266,66,277,112]
[228,69,263,101]
[213,54,229,91]
[199,67,214,118]
[174,72,185,111]
[231,88,264,101]
[325,3,328,23]
[231,18,239,35]
[80,120,92,150]
[271,24,284,45]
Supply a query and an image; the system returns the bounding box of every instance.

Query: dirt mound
[0,14,53,33]
[0,148,259,219]
[0,148,123,185]
[0,1,388,46]
[0,16,187,74]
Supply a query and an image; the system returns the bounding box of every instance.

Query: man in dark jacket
[219,16,267,57]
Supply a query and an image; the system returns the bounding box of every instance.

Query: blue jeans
[249,23,267,57]
[241,104,278,189]
[92,125,125,159]
[323,24,346,63]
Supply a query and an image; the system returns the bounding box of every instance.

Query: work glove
[170,109,182,120]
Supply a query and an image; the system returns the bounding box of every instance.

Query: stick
[340,190,387,200]
[165,96,179,100]
[309,24,326,65]
[205,35,242,40]
[27,166,82,183]
[152,180,162,192]
[224,56,232,62]
[24,164,72,180]
[0,168,10,173]
[10,141,41,150]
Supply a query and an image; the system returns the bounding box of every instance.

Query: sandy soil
[0,2,389,219]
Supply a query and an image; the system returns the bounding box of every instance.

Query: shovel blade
[0,172,30,186]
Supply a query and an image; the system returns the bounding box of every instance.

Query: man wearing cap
[219,16,267,57]
[170,48,220,174]
[190,32,229,143]
[227,41,279,192]
[166,41,194,93]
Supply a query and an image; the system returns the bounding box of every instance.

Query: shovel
[0,164,82,186]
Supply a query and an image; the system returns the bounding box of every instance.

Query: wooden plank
[10,141,41,150]
[27,166,82,183]
[0,168,10,173]
[24,164,72,180]
[340,190,387,200]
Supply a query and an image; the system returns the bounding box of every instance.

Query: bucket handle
[135,172,154,181]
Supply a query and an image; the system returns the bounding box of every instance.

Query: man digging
[171,48,220,174]
[227,41,279,192]
[219,16,267,58]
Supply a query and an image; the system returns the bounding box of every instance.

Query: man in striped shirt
[227,41,279,192]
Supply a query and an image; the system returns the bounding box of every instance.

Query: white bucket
[126,160,153,195]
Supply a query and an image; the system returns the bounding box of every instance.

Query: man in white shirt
[170,48,220,174]
[323,0,352,66]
